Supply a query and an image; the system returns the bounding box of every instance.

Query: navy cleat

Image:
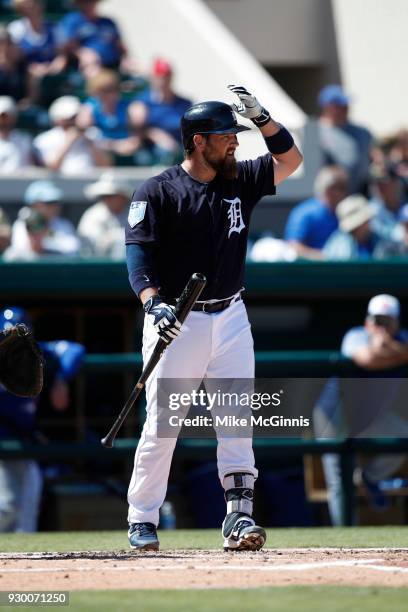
[128,522,160,551]
[222,512,266,551]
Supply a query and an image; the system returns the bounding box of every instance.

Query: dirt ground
[0,548,407,590]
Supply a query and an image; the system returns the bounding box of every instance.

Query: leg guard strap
[223,472,254,516]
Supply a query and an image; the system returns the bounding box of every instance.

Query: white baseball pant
[127,298,257,525]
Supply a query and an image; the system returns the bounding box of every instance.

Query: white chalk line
[3,558,407,574]
[362,565,408,574]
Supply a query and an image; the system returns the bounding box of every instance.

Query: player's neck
[181,158,217,183]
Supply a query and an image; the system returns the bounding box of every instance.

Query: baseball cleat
[128,522,160,551]
[222,513,266,551]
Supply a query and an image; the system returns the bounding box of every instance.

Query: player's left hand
[228,84,270,127]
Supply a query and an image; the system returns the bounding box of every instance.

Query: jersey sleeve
[125,178,163,244]
[341,328,369,358]
[238,153,276,209]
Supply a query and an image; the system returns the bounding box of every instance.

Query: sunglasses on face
[370,315,396,327]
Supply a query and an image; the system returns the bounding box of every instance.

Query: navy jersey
[125,153,275,300]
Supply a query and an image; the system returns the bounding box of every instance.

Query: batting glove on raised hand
[228,84,271,127]
[144,296,181,344]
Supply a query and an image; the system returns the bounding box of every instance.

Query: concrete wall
[205,0,339,69]
[332,0,408,136]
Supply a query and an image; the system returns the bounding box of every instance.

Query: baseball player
[125,85,303,551]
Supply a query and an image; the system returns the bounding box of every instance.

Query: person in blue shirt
[57,0,126,69]
[284,165,348,259]
[8,0,65,69]
[77,69,143,158]
[0,306,85,532]
[132,58,192,164]
[317,84,373,196]
[369,164,406,242]
[323,194,396,260]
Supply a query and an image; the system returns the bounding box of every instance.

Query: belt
[165,293,242,314]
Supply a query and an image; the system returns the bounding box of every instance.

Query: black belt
[166,294,242,314]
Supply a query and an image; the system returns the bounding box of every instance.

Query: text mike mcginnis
[167,414,310,427]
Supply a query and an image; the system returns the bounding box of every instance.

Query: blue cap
[24,180,63,205]
[398,203,408,223]
[318,84,350,107]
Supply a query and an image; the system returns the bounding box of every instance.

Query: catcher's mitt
[0,323,44,397]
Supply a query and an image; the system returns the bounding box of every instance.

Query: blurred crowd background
[0,0,407,533]
[0,0,406,262]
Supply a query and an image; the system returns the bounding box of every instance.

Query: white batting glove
[228,84,271,127]
[144,296,181,344]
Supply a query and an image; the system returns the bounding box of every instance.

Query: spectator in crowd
[0,96,32,172]
[78,172,132,258]
[132,58,192,164]
[379,204,408,257]
[33,95,110,174]
[389,129,408,198]
[57,0,126,70]
[284,166,348,259]
[323,195,396,260]
[369,164,406,242]
[0,26,28,102]
[3,208,50,260]
[0,306,85,532]
[0,207,11,254]
[8,0,66,77]
[318,85,373,195]
[314,294,408,524]
[10,180,81,255]
[76,69,142,159]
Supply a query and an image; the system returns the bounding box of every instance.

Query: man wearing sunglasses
[342,294,408,371]
[316,294,408,525]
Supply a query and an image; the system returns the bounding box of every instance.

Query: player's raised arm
[228,85,303,185]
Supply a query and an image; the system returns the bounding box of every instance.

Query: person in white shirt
[78,172,132,258]
[0,96,32,172]
[11,180,81,255]
[33,95,110,175]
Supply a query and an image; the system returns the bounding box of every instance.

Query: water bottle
[160,501,176,529]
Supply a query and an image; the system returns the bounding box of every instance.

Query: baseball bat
[101,272,207,448]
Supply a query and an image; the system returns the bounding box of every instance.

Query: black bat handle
[101,273,207,448]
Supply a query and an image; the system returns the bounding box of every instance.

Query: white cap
[336,195,376,233]
[0,96,17,115]
[367,294,400,319]
[49,96,81,122]
[84,172,133,200]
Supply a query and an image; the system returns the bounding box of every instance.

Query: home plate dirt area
[0,548,408,590]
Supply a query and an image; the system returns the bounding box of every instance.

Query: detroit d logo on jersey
[128,201,147,228]
[224,197,245,238]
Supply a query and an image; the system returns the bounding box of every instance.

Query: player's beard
[203,149,238,179]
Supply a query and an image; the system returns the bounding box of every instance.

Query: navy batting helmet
[181,101,250,151]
